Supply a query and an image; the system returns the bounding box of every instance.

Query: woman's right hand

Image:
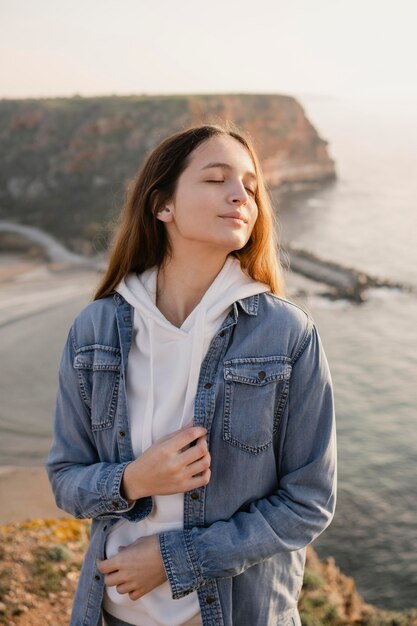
[121,421,211,500]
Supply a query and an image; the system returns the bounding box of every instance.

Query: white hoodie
[103,255,270,626]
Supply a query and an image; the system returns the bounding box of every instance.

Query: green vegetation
[0,568,11,601]
[29,546,70,597]
[303,567,326,591]
[365,612,417,626]
[43,545,72,563]
[300,596,339,626]
[0,518,416,625]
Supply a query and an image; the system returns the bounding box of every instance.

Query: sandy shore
[0,255,99,523]
[0,254,44,283]
[0,466,67,524]
[0,255,99,327]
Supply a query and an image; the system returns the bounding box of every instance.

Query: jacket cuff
[159,530,204,599]
[98,462,153,521]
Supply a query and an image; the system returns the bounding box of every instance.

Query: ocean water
[276,94,417,611]
[0,94,416,611]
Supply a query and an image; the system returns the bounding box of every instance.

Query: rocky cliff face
[0,94,335,253]
[186,94,336,187]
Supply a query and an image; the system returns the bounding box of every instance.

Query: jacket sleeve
[159,321,337,599]
[45,326,152,521]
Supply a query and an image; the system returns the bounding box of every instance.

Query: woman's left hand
[97,534,167,601]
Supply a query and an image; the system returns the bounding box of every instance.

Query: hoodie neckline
[134,255,264,333]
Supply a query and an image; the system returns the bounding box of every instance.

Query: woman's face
[156,135,259,257]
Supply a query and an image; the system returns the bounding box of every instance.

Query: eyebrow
[200,161,257,182]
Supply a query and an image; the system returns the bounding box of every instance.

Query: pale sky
[1,0,416,101]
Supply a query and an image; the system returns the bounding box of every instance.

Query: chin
[191,232,248,252]
[228,237,248,250]
[218,241,247,254]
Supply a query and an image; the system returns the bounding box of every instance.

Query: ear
[155,204,174,223]
[150,189,174,223]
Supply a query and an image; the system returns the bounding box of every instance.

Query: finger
[116,582,133,595]
[177,420,196,450]
[129,590,142,601]
[160,420,196,442]
[180,437,209,464]
[187,454,211,476]
[96,557,119,574]
[104,571,124,587]
[189,467,211,487]
[173,426,207,452]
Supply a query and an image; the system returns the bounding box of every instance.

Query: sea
[277,93,417,611]
[0,94,416,611]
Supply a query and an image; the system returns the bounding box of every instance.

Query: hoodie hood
[114,255,270,454]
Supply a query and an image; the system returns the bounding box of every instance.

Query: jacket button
[257,370,266,380]
[119,431,126,437]
[191,492,199,500]
[94,574,100,581]
[204,383,212,389]
[206,595,215,604]
[103,525,107,532]
[111,499,119,508]
[219,331,225,337]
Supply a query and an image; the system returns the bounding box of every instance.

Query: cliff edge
[0,518,415,626]
[0,93,335,255]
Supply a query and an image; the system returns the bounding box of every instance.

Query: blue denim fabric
[46,291,337,626]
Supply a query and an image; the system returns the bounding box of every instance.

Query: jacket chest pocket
[74,345,121,431]
[222,356,291,454]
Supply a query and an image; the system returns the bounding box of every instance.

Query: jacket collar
[113,292,260,316]
[235,293,260,316]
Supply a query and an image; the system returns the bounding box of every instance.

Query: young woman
[46,122,337,626]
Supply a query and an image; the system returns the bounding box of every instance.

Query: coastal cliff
[0,93,335,255]
[0,518,415,626]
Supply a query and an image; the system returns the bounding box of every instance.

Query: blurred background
[0,0,416,615]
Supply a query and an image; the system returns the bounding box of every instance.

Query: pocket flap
[74,345,121,371]
[224,357,291,385]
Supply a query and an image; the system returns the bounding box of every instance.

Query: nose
[228,181,249,205]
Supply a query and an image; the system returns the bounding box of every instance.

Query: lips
[220,211,247,223]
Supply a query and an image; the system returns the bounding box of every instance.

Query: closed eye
[205,180,256,196]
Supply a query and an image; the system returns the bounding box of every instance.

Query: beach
[0,255,101,523]
[0,466,65,524]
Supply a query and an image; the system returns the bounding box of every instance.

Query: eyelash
[206,180,256,196]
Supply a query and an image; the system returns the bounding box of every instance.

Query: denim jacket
[46,290,337,626]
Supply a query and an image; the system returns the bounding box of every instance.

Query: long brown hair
[93,122,286,300]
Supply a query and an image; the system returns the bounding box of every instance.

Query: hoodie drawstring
[142,316,155,451]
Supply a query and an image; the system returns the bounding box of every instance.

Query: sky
[0,0,416,101]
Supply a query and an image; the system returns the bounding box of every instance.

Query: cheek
[173,206,213,237]
[248,205,259,228]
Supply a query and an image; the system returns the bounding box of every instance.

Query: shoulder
[257,292,315,363]
[259,291,314,329]
[72,295,118,327]
[69,294,122,348]
[262,291,313,320]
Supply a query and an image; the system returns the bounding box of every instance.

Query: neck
[156,252,230,328]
